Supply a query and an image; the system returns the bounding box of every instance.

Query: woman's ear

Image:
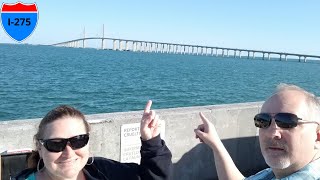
[36,141,42,156]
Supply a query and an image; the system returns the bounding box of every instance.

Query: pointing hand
[140,100,161,140]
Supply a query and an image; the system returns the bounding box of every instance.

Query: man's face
[259,90,319,172]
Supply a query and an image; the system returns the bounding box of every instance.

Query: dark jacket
[14,135,172,180]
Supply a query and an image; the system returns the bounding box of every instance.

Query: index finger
[144,100,152,113]
[199,112,210,125]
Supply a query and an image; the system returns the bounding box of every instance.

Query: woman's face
[38,116,89,179]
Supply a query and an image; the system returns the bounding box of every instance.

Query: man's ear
[315,127,320,149]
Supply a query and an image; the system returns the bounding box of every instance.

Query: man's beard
[261,139,291,169]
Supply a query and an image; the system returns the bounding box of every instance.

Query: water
[1,44,320,121]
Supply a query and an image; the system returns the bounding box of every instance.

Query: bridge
[52,37,320,62]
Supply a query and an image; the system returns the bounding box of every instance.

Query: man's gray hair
[274,83,320,121]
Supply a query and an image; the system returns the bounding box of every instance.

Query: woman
[15,100,172,180]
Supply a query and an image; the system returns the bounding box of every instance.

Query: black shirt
[14,135,172,180]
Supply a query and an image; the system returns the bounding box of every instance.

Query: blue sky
[1,0,319,55]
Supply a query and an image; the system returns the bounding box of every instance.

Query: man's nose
[266,119,282,139]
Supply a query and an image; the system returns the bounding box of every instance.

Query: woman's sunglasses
[254,113,319,129]
[39,134,89,152]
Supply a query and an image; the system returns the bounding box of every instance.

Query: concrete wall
[0,102,268,179]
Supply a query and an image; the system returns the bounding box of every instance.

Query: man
[194,84,320,179]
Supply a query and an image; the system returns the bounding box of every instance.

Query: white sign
[120,121,165,163]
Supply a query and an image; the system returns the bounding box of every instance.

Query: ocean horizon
[1,43,320,121]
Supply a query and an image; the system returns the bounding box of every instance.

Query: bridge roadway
[52,37,320,62]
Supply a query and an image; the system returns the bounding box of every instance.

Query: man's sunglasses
[39,134,89,152]
[254,113,319,129]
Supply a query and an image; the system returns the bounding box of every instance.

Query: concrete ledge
[0,101,267,179]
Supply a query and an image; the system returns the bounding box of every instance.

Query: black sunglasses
[254,113,319,129]
[39,134,89,152]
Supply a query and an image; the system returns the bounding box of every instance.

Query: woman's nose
[61,142,75,157]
